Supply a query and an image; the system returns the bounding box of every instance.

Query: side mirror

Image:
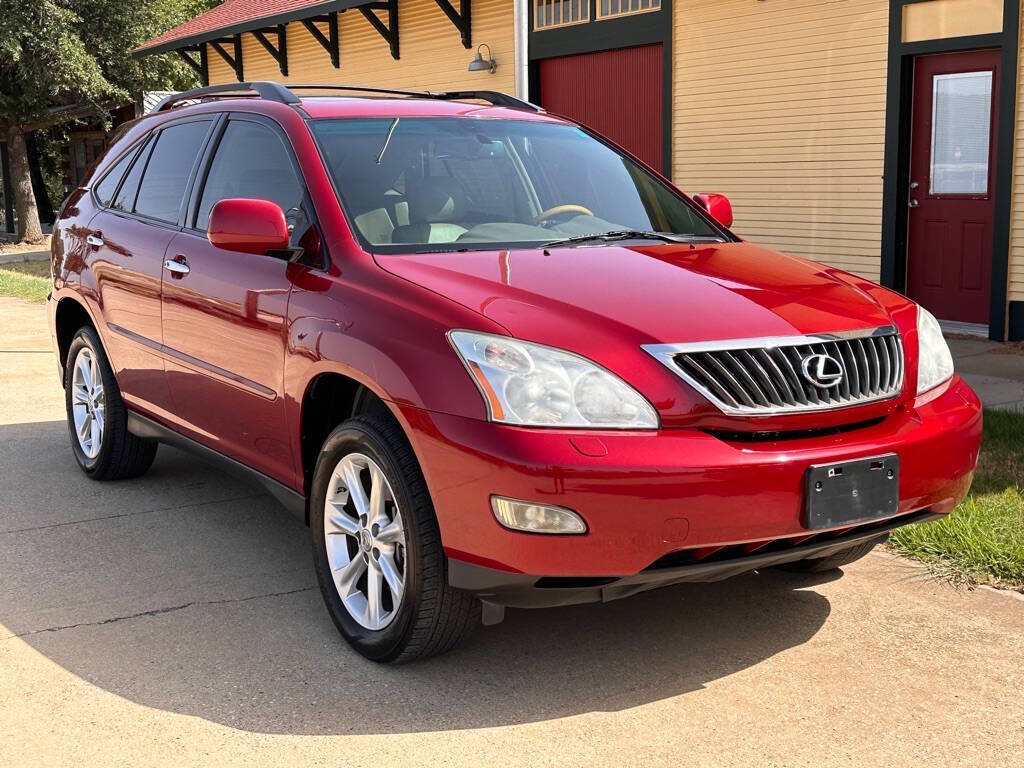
[208,198,289,255]
[693,193,733,229]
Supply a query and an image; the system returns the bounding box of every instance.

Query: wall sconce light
[468,44,497,74]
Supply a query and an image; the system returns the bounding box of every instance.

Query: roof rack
[151,81,544,114]
[152,82,301,112]
[286,84,544,112]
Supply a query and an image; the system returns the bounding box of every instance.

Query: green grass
[0,260,51,303]
[889,408,1024,589]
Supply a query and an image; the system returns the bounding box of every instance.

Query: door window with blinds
[929,71,994,196]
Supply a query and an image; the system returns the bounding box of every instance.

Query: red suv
[49,82,982,662]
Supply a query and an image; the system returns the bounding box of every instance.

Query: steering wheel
[534,204,595,225]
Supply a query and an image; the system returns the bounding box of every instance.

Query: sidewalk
[948,337,1024,412]
[0,249,49,264]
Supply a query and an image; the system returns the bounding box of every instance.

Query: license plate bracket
[803,453,900,530]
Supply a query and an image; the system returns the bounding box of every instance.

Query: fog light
[490,496,586,534]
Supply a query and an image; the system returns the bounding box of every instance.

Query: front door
[907,50,999,325]
[160,115,309,484]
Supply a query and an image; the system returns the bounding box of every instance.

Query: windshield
[311,117,723,252]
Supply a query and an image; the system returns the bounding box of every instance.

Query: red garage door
[538,44,664,173]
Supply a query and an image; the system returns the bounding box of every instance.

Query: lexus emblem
[801,352,844,389]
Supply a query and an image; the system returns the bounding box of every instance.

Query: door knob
[163,258,190,275]
[908,199,919,208]
[909,181,919,190]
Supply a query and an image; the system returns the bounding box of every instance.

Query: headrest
[406,177,466,224]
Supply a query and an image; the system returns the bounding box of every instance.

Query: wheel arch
[54,295,98,383]
[297,368,415,508]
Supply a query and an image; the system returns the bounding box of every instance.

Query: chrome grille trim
[643,326,905,416]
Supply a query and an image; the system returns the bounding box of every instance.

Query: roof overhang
[132,0,372,57]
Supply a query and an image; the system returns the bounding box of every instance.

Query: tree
[0,0,208,241]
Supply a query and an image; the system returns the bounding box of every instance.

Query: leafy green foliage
[76,0,212,98]
[0,2,113,124]
[0,0,210,128]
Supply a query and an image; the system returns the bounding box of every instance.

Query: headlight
[916,306,954,395]
[449,331,659,429]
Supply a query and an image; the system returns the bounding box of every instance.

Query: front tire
[310,414,479,663]
[64,327,157,480]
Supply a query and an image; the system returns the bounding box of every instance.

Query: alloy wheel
[71,347,105,459]
[323,452,407,630]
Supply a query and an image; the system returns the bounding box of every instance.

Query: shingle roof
[134,0,358,56]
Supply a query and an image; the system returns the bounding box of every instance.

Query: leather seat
[391,177,469,244]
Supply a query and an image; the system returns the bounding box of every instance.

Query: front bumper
[400,376,981,602]
[447,510,941,609]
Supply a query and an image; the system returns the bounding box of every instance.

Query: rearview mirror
[208,198,289,255]
[693,193,733,229]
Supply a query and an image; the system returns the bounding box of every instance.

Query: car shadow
[1,420,835,736]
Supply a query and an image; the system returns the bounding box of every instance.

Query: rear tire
[777,535,887,573]
[64,327,157,480]
[310,413,479,663]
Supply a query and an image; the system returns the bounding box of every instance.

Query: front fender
[283,260,508,490]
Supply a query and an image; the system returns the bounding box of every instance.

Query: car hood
[374,241,894,349]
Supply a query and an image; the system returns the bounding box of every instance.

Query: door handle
[86,234,103,247]
[908,199,920,208]
[163,258,190,275]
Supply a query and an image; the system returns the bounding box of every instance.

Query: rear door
[160,114,313,483]
[83,118,214,415]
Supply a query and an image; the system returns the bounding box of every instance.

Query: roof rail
[285,84,544,112]
[432,90,544,112]
[151,82,544,114]
[151,81,301,112]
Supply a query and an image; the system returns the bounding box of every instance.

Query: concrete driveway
[1,296,1022,767]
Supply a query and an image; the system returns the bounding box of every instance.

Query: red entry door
[907,50,999,325]
[538,44,664,173]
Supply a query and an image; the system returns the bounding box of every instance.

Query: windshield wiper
[376,117,399,165]
[541,230,706,248]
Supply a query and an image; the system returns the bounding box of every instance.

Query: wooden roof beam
[432,0,471,49]
[251,25,289,77]
[359,0,399,60]
[301,13,340,69]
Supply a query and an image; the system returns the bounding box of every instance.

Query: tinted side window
[134,121,211,223]
[196,120,304,230]
[112,143,151,212]
[93,143,140,206]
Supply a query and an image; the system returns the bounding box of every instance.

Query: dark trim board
[881,0,1020,341]
[527,1,673,178]
[1009,301,1024,341]
[126,411,308,523]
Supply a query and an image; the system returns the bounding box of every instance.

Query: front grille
[644,327,904,415]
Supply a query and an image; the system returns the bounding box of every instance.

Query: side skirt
[126,411,307,523]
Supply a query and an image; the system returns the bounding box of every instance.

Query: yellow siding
[206,0,514,93]
[902,0,1003,43]
[1010,3,1024,304]
[672,0,888,281]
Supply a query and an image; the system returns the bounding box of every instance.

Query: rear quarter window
[92,143,142,207]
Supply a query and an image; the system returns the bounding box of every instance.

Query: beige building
[137,0,1024,341]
